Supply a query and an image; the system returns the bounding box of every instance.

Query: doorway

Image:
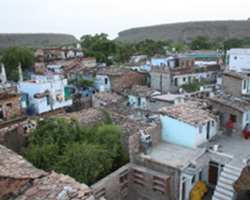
[206,121,210,140]
[0,105,4,119]
[209,161,218,186]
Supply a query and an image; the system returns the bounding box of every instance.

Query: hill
[0,33,79,51]
[117,20,250,43]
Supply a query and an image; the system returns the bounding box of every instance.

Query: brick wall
[0,177,31,198]
[221,75,242,98]
[110,70,148,92]
[208,100,244,134]
[0,96,21,121]
[0,125,26,153]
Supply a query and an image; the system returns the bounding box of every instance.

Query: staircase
[212,164,243,200]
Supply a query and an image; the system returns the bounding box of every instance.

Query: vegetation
[0,46,34,81]
[68,77,95,89]
[189,36,212,50]
[223,38,243,50]
[0,33,78,51]
[23,114,128,185]
[182,80,205,92]
[116,20,250,43]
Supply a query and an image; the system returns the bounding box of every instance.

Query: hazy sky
[1,0,250,40]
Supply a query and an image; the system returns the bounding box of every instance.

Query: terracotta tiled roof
[0,145,45,179]
[223,70,249,80]
[92,91,123,104]
[159,102,215,126]
[208,95,250,112]
[96,66,129,76]
[124,85,159,97]
[17,172,93,200]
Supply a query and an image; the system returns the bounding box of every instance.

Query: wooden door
[182,181,186,200]
[209,162,218,185]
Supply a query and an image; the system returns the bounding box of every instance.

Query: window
[138,97,141,106]
[0,105,4,119]
[56,94,63,102]
[133,170,144,187]
[46,95,50,105]
[174,78,178,86]
[105,78,108,85]
[234,56,237,60]
[199,126,203,133]
[6,103,13,109]
[183,77,186,82]
[188,76,191,83]
[230,115,237,123]
[95,188,106,199]
[191,175,196,184]
[119,170,129,197]
[212,121,214,127]
[243,80,247,89]
[152,176,169,196]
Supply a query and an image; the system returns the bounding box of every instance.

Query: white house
[227,48,250,72]
[159,102,219,148]
[19,75,72,114]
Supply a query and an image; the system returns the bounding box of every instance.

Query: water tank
[27,107,35,116]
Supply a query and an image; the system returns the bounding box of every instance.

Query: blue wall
[160,115,197,147]
[128,95,146,109]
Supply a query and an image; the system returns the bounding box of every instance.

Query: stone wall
[0,125,26,153]
[67,96,92,112]
[110,70,148,92]
[208,99,243,134]
[221,75,242,98]
[0,177,31,198]
[150,72,171,92]
[0,96,21,121]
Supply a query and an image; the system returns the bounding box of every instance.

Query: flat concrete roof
[200,135,250,163]
[145,141,204,169]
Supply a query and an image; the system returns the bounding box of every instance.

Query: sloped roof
[124,85,159,97]
[92,91,123,104]
[208,95,250,112]
[0,145,45,179]
[159,102,215,126]
[223,70,249,80]
[96,66,129,76]
[17,172,93,200]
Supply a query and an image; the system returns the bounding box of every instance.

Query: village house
[159,102,219,148]
[19,75,72,114]
[208,94,250,134]
[34,45,83,62]
[0,145,94,200]
[221,70,250,99]
[124,85,160,110]
[0,63,7,84]
[95,66,148,92]
[146,93,185,112]
[227,48,250,72]
[151,54,195,68]
[150,64,220,92]
[184,51,223,67]
[91,99,250,200]
[92,91,123,107]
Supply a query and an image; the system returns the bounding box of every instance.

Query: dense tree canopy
[68,77,95,89]
[0,46,34,81]
[223,38,243,50]
[24,114,128,185]
[189,36,213,50]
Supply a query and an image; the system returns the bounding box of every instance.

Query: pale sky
[0,0,250,40]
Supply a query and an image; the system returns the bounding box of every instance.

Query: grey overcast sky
[0,0,250,40]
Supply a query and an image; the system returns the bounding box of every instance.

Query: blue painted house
[125,85,160,110]
[159,102,219,148]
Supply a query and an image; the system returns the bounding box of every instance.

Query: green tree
[1,46,34,81]
[190,36,212,50]
[55,142,113,184]
[223,38,243,50]
[182,80,205,92]
[80,33,118,65]
[24,115,128,185]
[68,77,94,89]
